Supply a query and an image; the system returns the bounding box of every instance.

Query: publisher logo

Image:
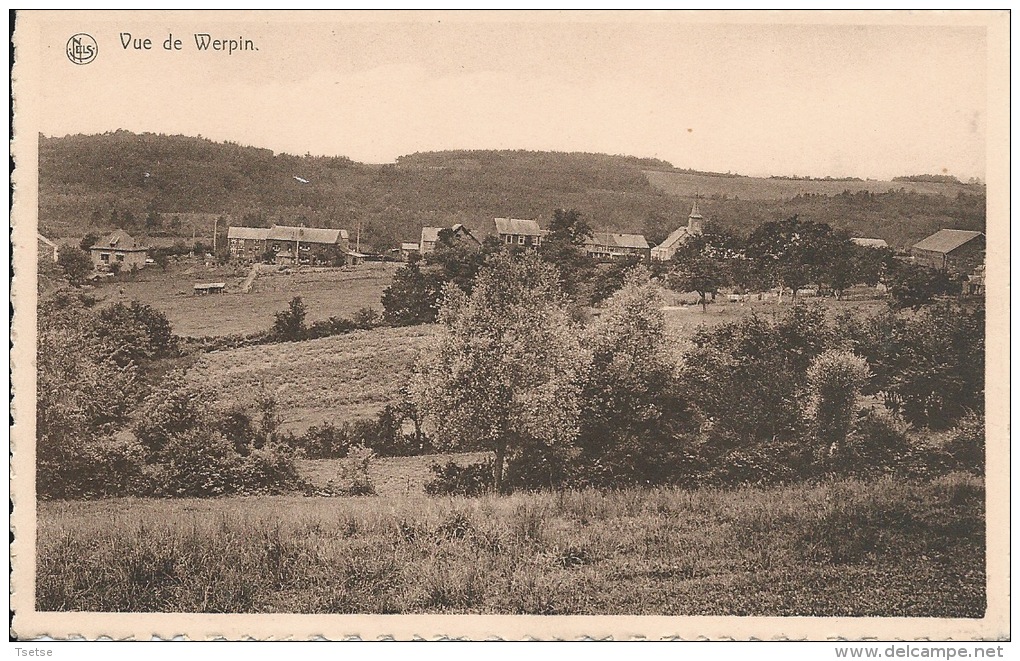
[66,33,97,65]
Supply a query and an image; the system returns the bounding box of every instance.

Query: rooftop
[912,229,984,254]
[494,217,542,236]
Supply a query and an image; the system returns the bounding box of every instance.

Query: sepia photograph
[9,9,1010,642]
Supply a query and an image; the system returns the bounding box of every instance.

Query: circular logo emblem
[66,33,98,65]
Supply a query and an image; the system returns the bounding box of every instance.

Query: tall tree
[745,216,834,300]
[540,208,596,302]
[411,253,582,492]
[666,226,741,311]
[577,269,700,485]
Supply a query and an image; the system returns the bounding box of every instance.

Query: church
[651,198,705,261]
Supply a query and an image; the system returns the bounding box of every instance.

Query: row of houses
[226,225,365,265]
[72,210,987,292]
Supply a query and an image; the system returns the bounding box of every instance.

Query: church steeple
[687,193,703,235]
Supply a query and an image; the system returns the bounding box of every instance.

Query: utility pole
[212,216,218,255]
[356,218,361,253]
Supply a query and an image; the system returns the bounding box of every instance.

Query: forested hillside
[39,131,985,250]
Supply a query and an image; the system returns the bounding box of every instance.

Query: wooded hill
[39,131,985,251]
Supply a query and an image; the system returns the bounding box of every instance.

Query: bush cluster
[481,298,982,492]
[425,460,494,496]
[283,405,433,459]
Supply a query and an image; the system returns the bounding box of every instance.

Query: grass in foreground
[36,473,984,616]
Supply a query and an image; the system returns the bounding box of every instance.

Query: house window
[505,235,513,245]
[517,235,525,245]
[100,253,110,263]
[116,253,125,262]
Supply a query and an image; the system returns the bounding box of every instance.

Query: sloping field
[91,262,398,337]
[188,325,437,432]
[644,169,977,201]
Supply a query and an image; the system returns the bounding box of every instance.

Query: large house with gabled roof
[227,224,357,265]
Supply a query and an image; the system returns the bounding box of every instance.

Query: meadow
[187,324,437,432]
[36,472,985,616]
[90,262,399,337]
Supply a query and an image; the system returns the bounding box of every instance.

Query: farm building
[585,232,651,262]
[228,224,358,265]
[88,230,149,271]
[227,226,270,261]
[910,229,985,275]
[651,200,704,261]
[851,237,889,249]
[494,217,545,249]
[420,224,481,255]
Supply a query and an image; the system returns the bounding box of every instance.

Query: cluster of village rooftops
[71,200,985,283]
[216,202,708,266]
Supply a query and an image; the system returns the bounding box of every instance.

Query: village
[45,197,986,304]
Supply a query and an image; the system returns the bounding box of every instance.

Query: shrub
[287,422,353,459]
[37,436,149,500]
[351,307,382,329]
[151,428,243,498]
[306,316,356,340]
[134,374,213,454]
[807,350,871,457]
[96,301,179,366]
[425,460,494,496]
[238,444,303,495]
[829,407,912,477]
[327,444,376,496]
[273,296,307,341]
[943,411,985,475]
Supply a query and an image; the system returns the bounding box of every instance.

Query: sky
[32,13,989,180]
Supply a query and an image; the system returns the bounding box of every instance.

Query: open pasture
[90,261,399,337]
[37,473,985,616]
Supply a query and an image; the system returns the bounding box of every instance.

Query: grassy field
[298,452,491,498]
[36,473,985,616]
[644,169,979,201]
[90,262,399,337]
[188,325,438,432]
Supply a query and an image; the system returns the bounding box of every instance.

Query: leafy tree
[887,262,957,309]
[411,253,583,492]
[273,296,307,340]
[666,226,741,311]
[426,228,488,292]
[56,245,93,285]
[79,232,100,252]
[96,301,178,366]
[824,240,889,299]
[381,262,443,325]
[575,269,700,485]
[745,216,835,299]
[145,210,163,232]
[539,208,597,302]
